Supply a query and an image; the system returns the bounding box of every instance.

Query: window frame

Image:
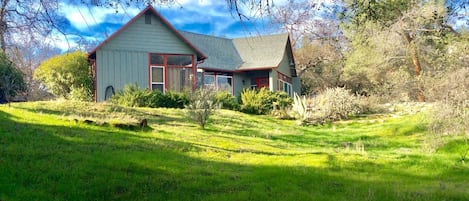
[150,65,165,92]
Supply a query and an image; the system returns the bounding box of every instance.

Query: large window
[149,53,194,93]
[198,71,233,94]
[151,66,164,92]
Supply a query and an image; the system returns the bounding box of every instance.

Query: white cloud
[59,3,140,31]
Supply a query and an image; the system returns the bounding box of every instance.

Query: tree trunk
[0,0,10,52]
[403,31,425,102]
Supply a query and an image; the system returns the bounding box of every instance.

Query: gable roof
[233,34,290,70]
[181,32,292,72]
[180,31,243,71]
[88,5,206,60]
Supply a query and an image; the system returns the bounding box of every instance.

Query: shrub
[0,52,26,104]
[186,88,219,129]
[240,88,292,115]
[291,87,362,125]
[158,91,189,108]
[290,93,311,125]
[111,84,189,109]
[110,83,152,107]
[69,86,93,102]
[34,51,93,100]
[215,91,239,110]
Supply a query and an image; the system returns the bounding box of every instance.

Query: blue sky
[53,0,285,51]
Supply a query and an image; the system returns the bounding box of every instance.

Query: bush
[240,88,292,115]
[69,86,94,102]
[318,87,360,120]
[215,91,239,110]
[186,88,219,129]
[34,51,93,100]
[291,87,362,125]
[158,91,189,109]
[111,83,189,108]
[110,83,152,107]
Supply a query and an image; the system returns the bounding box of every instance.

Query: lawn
[0,101,468,201]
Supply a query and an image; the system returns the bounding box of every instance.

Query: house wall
[96,13,197,101]
[233,73,248,97]
[274,48,301,95]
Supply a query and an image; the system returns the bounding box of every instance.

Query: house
[88,5,300,102]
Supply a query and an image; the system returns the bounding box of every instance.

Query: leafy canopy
[34,51,93,101]
[0,51,26,102]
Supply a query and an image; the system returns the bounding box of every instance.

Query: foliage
[69,86,94,102]
[111,83,189,108]
[185,88,219,129]
[33,51,93,100]
[0,52,26,103]
[426,68,469,153]
[240,88,292,115]
[292,87,362,124]
[158,91,189,109]
[290,93,311,125]
[341,0,461,102]
[214,91,239,110]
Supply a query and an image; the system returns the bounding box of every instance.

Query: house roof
[88,5,206,61]
[233,34,290,71]
[180,32,291,72]
[180,31,243,71]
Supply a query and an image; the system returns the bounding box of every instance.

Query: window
[202,72,233,94]
[151,66,164,92]
[278,80,292,97]
[167,66,191,92]
[217,75,233,93]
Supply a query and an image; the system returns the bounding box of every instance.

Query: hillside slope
[0,101,468,201]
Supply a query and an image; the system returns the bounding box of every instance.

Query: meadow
[0,101,467,201]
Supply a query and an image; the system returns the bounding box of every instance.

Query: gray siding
[276,50,292,78]
[233,73,249,97]
[102,14,195,54]
[96,50,148,101]
[96,13,197,101]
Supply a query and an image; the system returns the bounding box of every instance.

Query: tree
[7,38,59,101]
[270,0,346,95]
[34,51,93,101]
[341,0,464,101]
[0,51,26,105]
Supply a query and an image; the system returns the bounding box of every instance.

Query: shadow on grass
[0,109,468,201]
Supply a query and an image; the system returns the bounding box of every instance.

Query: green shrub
[240,88,292,115]
[159,91,189,109]
[215,91,239,110]
[110,83,152,107]
[69,86,93,102]
[186,88,219,129]
[111,84,189,108]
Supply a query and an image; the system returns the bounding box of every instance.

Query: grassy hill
[0,101,468,201]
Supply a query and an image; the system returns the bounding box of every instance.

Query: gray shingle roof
[180,31,289,71]
[233,34,289,70]
[180,31,243,71]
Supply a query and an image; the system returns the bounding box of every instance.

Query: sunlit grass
[0,101,468,201]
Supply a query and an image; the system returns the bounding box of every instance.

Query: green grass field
[1,101,468,200]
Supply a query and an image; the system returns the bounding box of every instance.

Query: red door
[255,77,269,89]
